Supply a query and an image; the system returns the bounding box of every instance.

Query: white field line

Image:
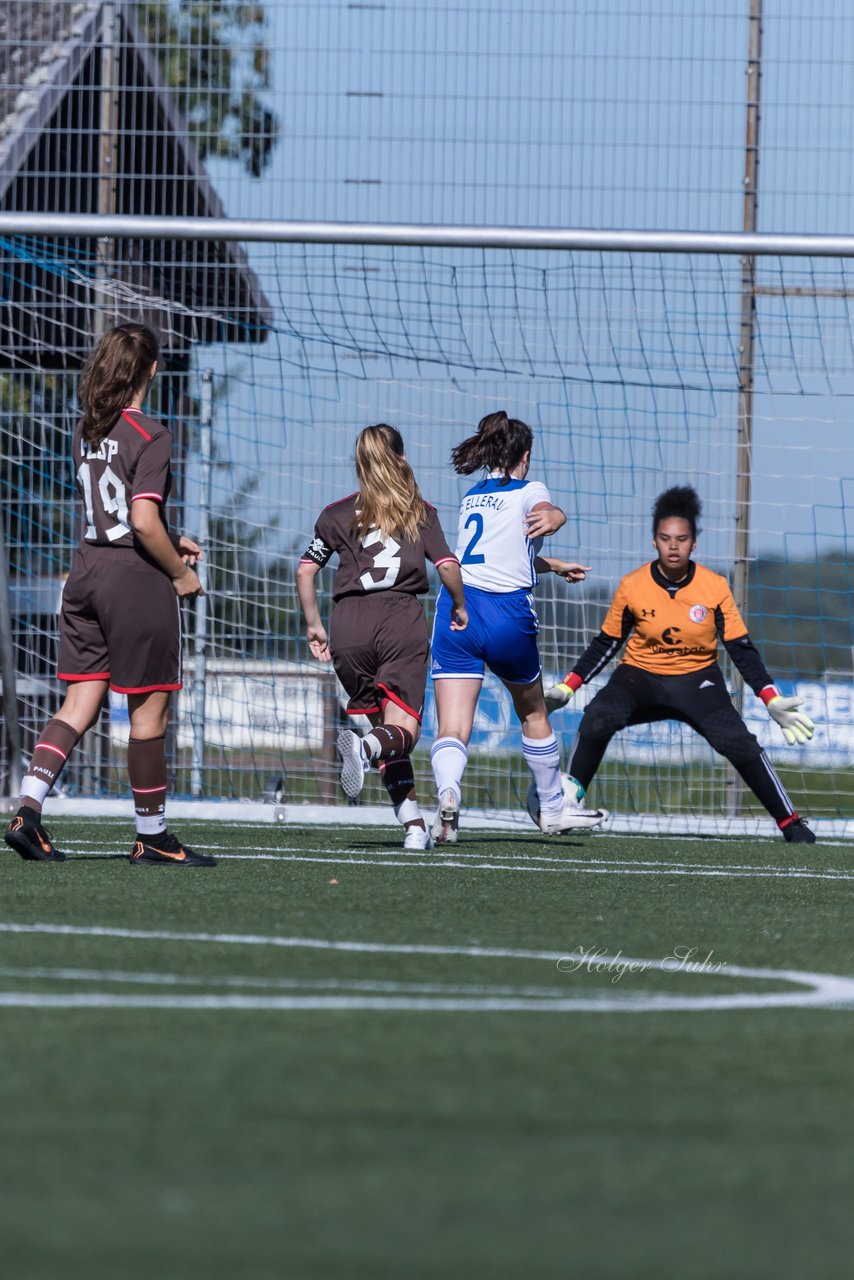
[48,843,854,882]
[2,992,853,1012]
[0,966,571,998]
[1,922,853,1012]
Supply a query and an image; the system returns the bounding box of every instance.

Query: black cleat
[130,830,216,867]
[4,810,67,862]
[782,817,816,844]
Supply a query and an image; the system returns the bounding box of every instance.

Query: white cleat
[538,801,608,835]
[527,775,608,835]
[403,824,434,852]
[430,789,460,844]
[336,729,369,799]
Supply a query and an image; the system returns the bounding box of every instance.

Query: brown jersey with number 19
[72,408,172,547]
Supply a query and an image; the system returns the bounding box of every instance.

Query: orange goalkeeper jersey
[601,561,748,677]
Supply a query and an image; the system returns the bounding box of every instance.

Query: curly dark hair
[652,485,702,538]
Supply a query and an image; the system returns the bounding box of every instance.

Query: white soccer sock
[21,777,52,808]
[523,733,563,814]
[395,797,423,826]
[136,814,168,836]
[430,737,467,804]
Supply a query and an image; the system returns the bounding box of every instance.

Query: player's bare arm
[436,560,469,631]
[131,499,204,598]
[525,501,566,539]
[172,532,203,566]
[535,556,592,582]
[296,560,331,660]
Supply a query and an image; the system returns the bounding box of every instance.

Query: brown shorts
[58,542,182,693]
[331,592,428,721]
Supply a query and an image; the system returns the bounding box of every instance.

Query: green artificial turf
[1,817,853,1279]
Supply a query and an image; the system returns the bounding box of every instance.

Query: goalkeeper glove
[544,671,583,713]
[760,687,815,746]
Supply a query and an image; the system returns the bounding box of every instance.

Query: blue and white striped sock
[430,736,467,804]
[522,733,563,813]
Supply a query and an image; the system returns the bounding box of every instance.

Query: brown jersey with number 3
[300,493,458,601]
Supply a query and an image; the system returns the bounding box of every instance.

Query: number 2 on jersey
[460,512,486,565]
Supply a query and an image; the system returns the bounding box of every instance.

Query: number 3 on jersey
[360,529,402,591]
[460,512,486,565]
[78,461,130,541]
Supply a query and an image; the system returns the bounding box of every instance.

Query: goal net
[2,222,853,835]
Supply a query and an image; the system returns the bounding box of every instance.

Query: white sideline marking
[1,922,853,1013]
[52,845,854,883]
[0,966,571,998]
[1,991,852,1012]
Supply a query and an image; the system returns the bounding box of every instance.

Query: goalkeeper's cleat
[763,693,815,746]
[336,728,370,798]
[543,681,574,713]
[130,830,216,866]
[403,824,434,852]
[781,816,816,844]
[4,810,67,862]
[430,789,460,844]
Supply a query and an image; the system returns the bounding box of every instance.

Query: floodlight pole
[727,0,763,817]
[95,1,120,339]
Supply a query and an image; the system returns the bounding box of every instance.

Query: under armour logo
[641,608,656,618]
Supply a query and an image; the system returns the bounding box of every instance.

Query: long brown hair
[353,423,428,542]
[79,324,159,444]
[451,409,533,483]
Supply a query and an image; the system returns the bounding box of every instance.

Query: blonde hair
[353,423,429,542]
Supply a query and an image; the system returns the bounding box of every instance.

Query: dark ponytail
[451,409,534,484]
[79,324,159,445]
[652,485,702,539]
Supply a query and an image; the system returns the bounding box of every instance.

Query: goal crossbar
[4,213,854,256]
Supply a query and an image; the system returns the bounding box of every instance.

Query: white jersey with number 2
[454,473,552,593]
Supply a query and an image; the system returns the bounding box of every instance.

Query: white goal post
[2,214,854,837]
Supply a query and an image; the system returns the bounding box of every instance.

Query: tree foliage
[137,1,279,176]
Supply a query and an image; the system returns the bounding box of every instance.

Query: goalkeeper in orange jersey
[544,485,817,842]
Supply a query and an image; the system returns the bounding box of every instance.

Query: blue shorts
[431,585,541,685]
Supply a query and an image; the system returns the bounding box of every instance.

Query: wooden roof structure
[0,0,270,366]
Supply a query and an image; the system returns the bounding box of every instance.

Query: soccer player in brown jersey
[4,324,215,866]
[297,423,468,850]
[545,485,817,842]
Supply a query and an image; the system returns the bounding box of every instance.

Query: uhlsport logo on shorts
[689,604,708,623]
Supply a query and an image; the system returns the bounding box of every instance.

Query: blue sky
[197,1,854,568]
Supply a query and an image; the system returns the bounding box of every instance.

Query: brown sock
[20,717,80,812]
[364,725,415,762]
[127,735,167,831]
[379,757,420,824]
